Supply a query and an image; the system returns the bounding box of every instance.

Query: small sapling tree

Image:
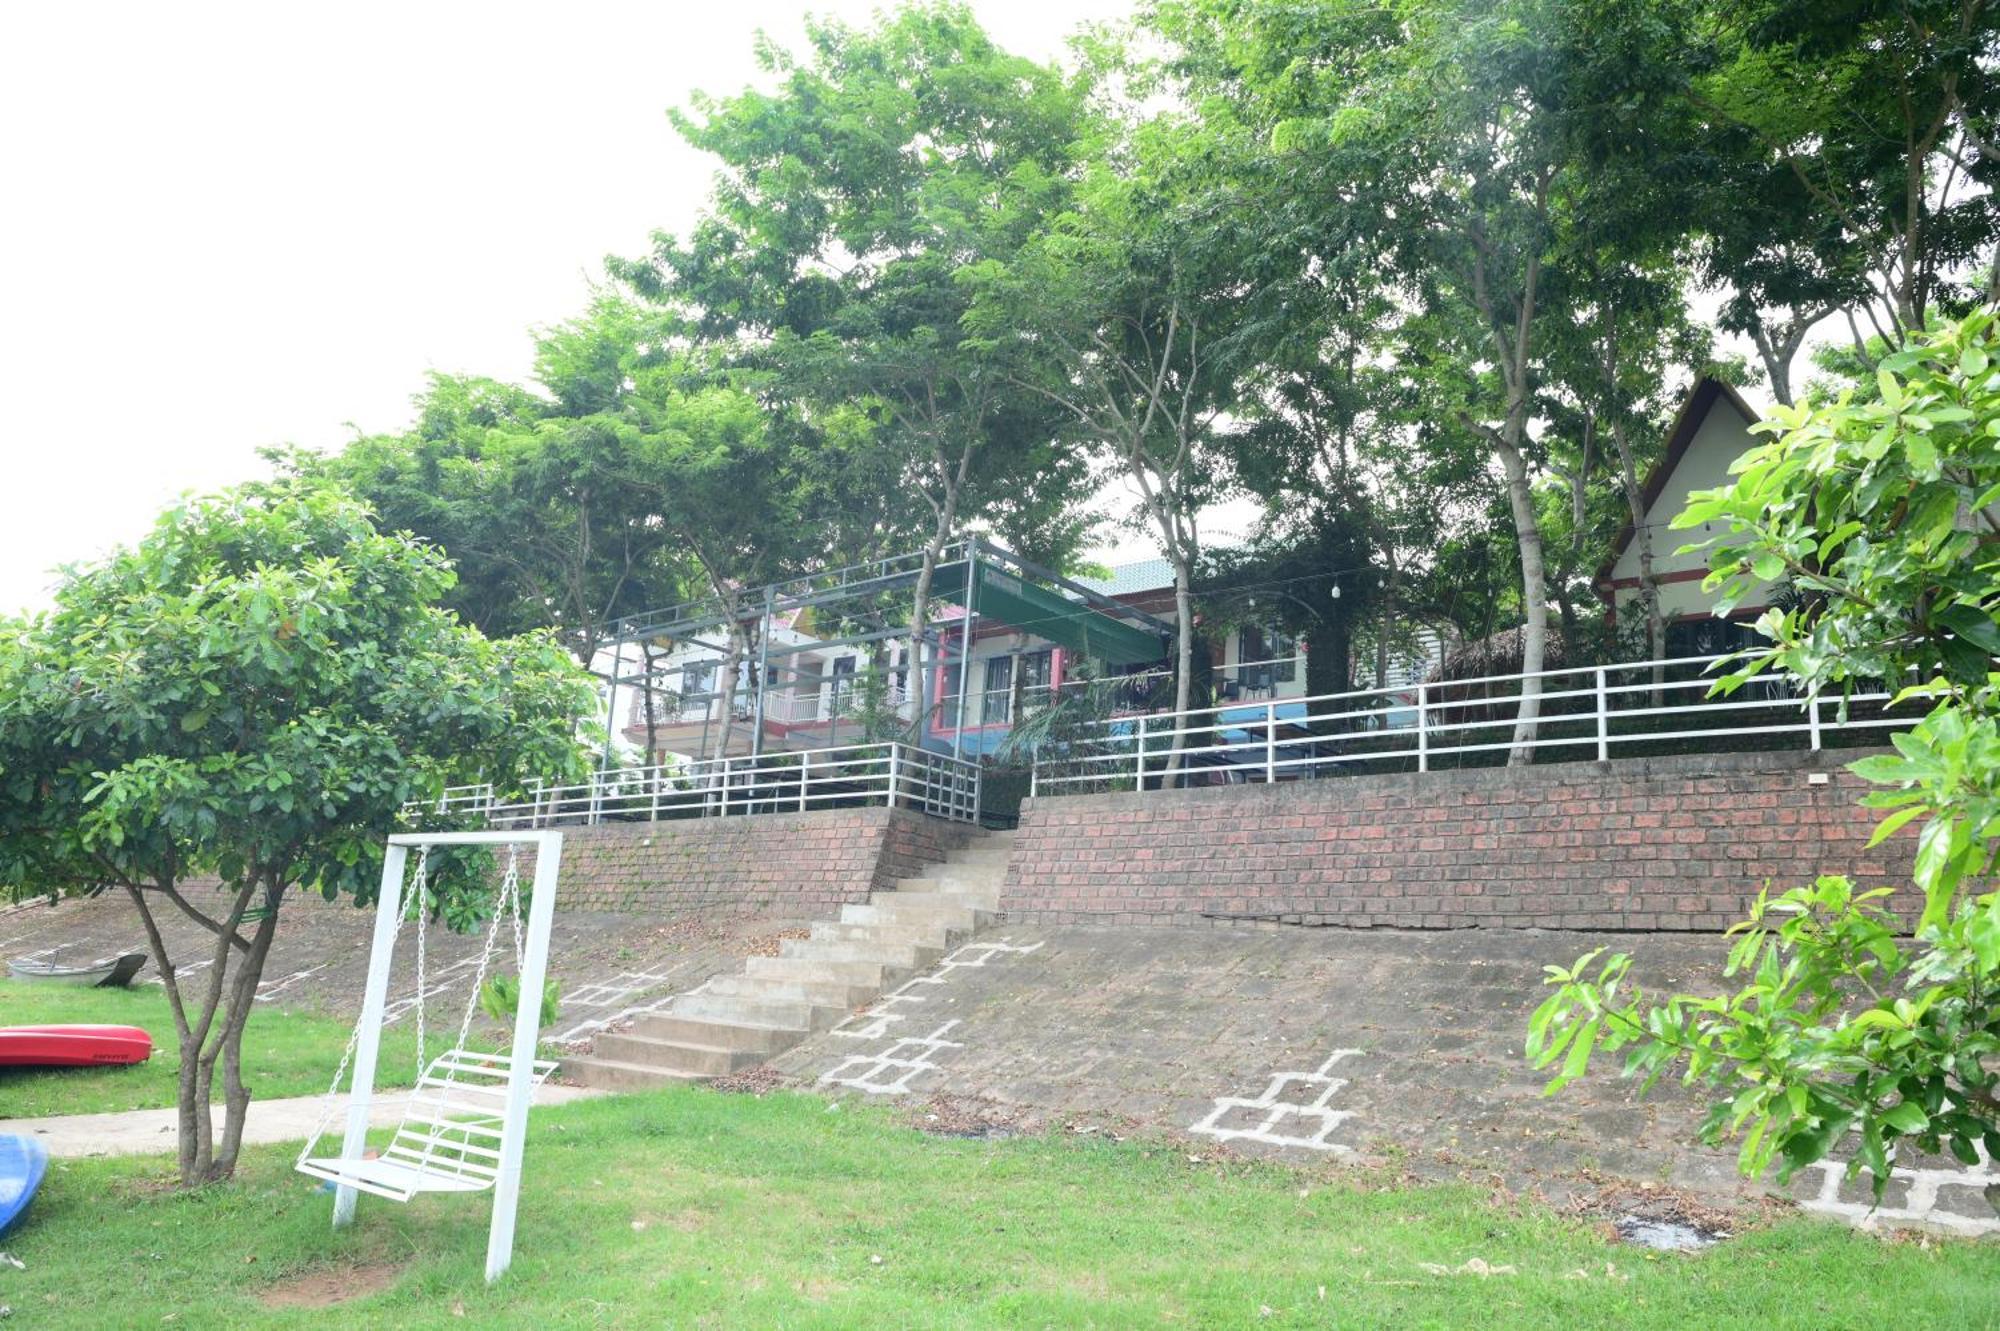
[1526,311,2000,1205]
[0,484,593,1186]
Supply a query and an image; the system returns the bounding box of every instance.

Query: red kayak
[0,1025,153,1067]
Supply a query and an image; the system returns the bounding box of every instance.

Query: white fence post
[719,757,731,818]
[1595,667,1610,762]
[1134,717,1147,791]
[799,750,811,812]
[1416,684,1428,773]
[1807,689,1823,751]
[1265,701,1277,784]
[886,744,901,809]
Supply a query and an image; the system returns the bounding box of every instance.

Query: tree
[1527,309,2000,1203]
[615,2,1098,695]
[0,485,593,1186]
[622,357,827,758]
[291,301,694,670]
[965,110,1256,744]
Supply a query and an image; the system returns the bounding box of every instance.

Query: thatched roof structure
[1426,624,1575,686]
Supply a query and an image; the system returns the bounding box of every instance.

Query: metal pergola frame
[593,536,1175,767]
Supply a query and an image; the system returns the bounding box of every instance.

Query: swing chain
[447,843,524,1058]
[295,845,430,1167]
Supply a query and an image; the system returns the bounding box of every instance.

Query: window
[1018,649,1052,695]
[982,655,1014,723]
[1269,627,1297,684]
[680,662,714,697]
[1237,625,1296,690]
[830,656,857,713]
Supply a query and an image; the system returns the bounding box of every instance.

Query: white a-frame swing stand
[294,830,563,1283]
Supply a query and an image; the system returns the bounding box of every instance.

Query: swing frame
[328,830,563,1283]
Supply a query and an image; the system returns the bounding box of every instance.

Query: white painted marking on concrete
[564,969,681,1008]
[380,954,482,1024]
[819,1021,964,1095]
[829,938,1044,1044]
[147,958,215,986]
[1799,1146,2000,1236]
[255,962,328,1002]
[552,978,714,1045]
[1189,1048,1363,1155]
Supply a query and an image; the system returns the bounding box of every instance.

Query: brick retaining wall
[1001,751,1917,930]
[552,806,974,915]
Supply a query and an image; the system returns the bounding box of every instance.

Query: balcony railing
[1028,653,1917,797]
[413,741,980,827]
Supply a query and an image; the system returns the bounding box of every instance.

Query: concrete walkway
[6,1084,598,1158]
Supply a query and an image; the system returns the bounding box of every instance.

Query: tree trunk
[1494,436,1548,767]
[641,640,660,764]
[208,882,283,1180]
[126,877,284,1188]
[1375,545,1401,693]
[1167,555,1195,784]
[1610,419,1666,695]
[710,617,747,762]
[909,455,969,741]
[909,553,938,739]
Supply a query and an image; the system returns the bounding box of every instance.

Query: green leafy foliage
[0,482,594,1183]
[477,973,563,1030]
[1529,310,2000,1204]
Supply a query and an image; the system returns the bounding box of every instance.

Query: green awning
[930,559,1169,667]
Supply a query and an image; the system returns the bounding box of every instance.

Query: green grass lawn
[3,1086,1994,1329]
[0,979,421,1117]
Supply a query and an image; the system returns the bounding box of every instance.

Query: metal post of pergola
[951,535,980,760]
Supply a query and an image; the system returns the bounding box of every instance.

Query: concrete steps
[839,900,994,932]
[558,1055,705,1091]
[562,825,1015,1091]
[671,990,847,1031]
[708,971,880,1009]
[779,937,944,969]
[809,919,966,950]
[627,1013,801,1053]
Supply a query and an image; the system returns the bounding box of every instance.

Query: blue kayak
[0,1133,48,1236]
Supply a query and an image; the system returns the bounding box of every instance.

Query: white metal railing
[1028,652,1919,797]
[421,784,495,816]
[409,742,980,827]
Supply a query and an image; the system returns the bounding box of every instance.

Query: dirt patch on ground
[904,1093,1028,1139]
[257,1261,404,1309]
[1551,1175,1775,1236]
[742,928,811,958]
[709,1064,787,1095]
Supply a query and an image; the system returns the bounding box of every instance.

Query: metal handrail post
[799,750,811,812]
[1415,686,1428,773]
[1595,668,1610,762]
[1135,717,1148,791]
[1265,701,1277,784]
[1807,690,1823,751]
[886,743,901,809]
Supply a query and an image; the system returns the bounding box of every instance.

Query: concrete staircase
[562,828,1014,1090]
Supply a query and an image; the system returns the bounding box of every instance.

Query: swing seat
[297,1048,557,1203]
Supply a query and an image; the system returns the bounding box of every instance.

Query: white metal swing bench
[293,831,564,1281]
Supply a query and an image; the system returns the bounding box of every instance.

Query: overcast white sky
[0,0,1148,616]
